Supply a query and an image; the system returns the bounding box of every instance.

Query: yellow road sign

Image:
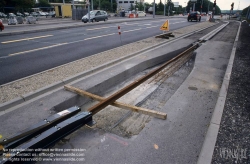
[160,20,169,31]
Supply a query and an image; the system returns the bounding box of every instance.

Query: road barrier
[118,26,121,35]
[128,14,138,18]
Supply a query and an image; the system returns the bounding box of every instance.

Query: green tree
[144,2,151,12]
[34,0,51,7]
[186,0,221,14]
[135,2,144,11]
[0,0,6,12]
[11,0,35,12]
[129,3,134,11]
[158,0,164,11]
[242,6,250,17]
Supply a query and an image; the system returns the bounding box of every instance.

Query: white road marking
[1,35,53,44]
[8,43,67,56]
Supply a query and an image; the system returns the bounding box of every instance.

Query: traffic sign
[160,20,169,31]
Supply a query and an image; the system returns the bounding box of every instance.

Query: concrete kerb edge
[0,22,218,112]
[196,21,242,164]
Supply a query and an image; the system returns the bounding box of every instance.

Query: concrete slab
[0,38,193,140]
[35,34,234,164]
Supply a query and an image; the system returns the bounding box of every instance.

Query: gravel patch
[211,22,250,163]
[0,21,214,104]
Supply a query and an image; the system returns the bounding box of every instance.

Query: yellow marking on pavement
[0,135,2,139]
[84,33,116,40]
[8,43,67,56]
[123,28,142,33]
[1,35,53,44]
[86,26,116,30]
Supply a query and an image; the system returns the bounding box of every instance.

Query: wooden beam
[64,85,167,120]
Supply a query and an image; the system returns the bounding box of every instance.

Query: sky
[144,0,250,10]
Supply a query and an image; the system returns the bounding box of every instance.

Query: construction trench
[0,20,238,163]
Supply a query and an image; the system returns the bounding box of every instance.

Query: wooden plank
[64,85,167,120]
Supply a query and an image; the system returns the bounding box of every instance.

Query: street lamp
[184,2,186,14]
[207,0,210,13]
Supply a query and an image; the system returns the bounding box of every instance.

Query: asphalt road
[0,17,206,85]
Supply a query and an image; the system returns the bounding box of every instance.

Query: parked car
[31,12,38,17]
[16,16,24,24]
[137,11,146,17]
[82,10,108,23]
[8,16,17,25]
[26,16,36,24]
[8,13,16,17]
[187,11,201,22]
[37,11,47,16]
[23,12,30,16]
[0,12,7,18]
[16,12,24,16]
[48,11,55,17]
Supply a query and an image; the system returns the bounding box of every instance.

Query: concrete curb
[0,22,218,112]
[197,21,241,164]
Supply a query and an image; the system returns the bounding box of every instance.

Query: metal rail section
[88,43,200,115]
[1,112,92,164]
[0,107,81,151]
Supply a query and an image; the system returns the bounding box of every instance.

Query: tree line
[1,0,223,15]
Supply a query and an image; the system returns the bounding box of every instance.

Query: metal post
[246,5,250,19]
[164,0,166,16]
[92,0,94,11]
[88,3,90,23]
[201,0,203,13]
[111,0,113,13]
[168,5,170,16]
[63,0,65,4]
[207,0,209,13]
[193,2,195,11]
[153,0,155,18]
[99,0,101,9]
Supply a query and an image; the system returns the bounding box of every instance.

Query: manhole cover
[188,86,198,90]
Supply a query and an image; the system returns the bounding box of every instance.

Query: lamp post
[207,0,210,13]
[184,2,186,14]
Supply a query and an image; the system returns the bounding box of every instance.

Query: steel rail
[88,43,200,115]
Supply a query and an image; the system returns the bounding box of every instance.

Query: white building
[117,0,144,11]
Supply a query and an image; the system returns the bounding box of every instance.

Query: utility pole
[193,3,195,11]
[207,0,209,13]
[99,0,101,9]
[200,0,203,13]
[153,0,155,18]
[246,5,250,20]
[164,0,166,16]
[111,0,113,12]
[213,0,216,18]
[92,0,94,11]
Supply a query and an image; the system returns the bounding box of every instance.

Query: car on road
[187,11,201,22]
[82,10,108,23]
[137,11,146,17]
